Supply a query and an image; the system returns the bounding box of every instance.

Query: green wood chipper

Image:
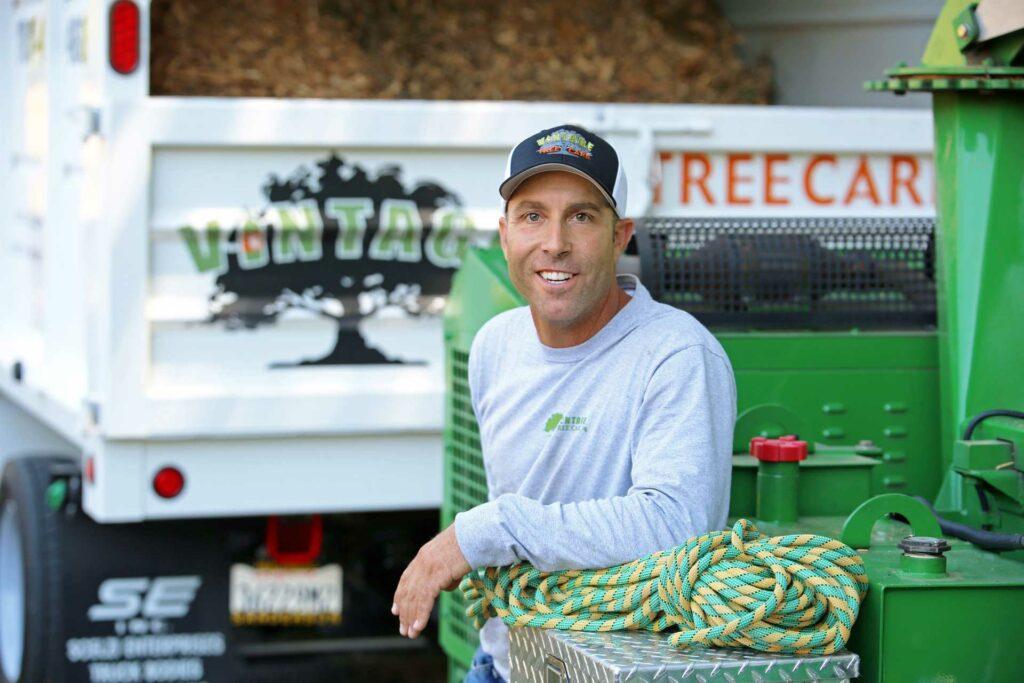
[441,2,1024,680]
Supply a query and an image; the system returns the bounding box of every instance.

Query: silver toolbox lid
[509,628,860,683]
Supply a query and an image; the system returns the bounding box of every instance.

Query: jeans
[463,645,506,683]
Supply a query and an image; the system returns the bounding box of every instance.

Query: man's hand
[392,524,471,639]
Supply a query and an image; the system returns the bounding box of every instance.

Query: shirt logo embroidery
[544,412,589,433]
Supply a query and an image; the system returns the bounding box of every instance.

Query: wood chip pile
[150,0,772,103]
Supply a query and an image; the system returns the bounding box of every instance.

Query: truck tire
[0,457,66,683]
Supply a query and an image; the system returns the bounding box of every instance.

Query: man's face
[499,171,633,342]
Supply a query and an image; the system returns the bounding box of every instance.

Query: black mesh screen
[635,217,936,330]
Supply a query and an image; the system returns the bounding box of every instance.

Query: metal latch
[544,654,568,683]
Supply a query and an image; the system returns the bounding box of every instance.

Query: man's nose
[540,222,571,256]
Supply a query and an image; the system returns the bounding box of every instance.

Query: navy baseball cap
[499,124,627,217]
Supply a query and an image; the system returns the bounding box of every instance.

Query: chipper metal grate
[636,216,936,330]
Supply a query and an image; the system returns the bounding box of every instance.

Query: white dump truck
[0,1,933,681]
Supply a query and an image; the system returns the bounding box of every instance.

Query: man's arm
[391,525,469,640]
[454,344,736,572]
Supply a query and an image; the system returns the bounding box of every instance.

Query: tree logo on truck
[178,154,488,365]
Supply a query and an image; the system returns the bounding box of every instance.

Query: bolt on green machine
[441,2,1024,680]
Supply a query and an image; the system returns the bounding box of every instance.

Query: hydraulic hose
[461,519,868,656]
[962,409,1024,440]
[914,496,1024,551]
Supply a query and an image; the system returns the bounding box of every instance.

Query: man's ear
[498,214,510,260]
[613,217,635,255]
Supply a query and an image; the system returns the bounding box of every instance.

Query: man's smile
[537,270,578,287]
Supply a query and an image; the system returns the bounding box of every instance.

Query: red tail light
[109,0,140,75]
[266,516,324,565]
[153,466,185,499]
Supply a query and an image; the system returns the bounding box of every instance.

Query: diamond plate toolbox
[509,628,860,683]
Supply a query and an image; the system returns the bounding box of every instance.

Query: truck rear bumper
[83,433,442,522]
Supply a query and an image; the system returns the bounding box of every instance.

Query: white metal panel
[1,0,105,429]
[1,0,49,379]
[141,434,442,520]
[0,395,78,476]
[0,0,8,344]
[43,0,96,414]
[82,432,442,522]
[83,437,146,522]
[0,370,84,449]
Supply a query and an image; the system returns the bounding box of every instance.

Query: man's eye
[524,212,541,222]
[573,213,592,222]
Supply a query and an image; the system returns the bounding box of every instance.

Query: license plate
[229,563,342,626]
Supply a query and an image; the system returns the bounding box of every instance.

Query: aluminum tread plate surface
[510,628,859,682]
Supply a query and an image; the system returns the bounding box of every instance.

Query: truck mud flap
[58,513,234,683]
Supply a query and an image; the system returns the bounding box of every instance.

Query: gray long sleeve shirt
[453,274,737,681]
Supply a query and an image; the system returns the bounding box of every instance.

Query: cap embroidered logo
[536,129,596,160]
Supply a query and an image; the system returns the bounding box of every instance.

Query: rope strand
[460,519,868,655]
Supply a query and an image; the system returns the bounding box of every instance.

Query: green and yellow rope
[460,519,869,655]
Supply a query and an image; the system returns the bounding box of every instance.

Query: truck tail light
[109,0,140,75]
[266,515,323,565]
[153,466,185,499]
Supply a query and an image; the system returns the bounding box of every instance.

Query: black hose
[914,496,1024,552]
[962,409,1024,440]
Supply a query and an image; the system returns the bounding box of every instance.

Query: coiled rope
[460,519,868,655]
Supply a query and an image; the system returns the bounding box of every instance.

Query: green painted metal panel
[849,543,1024,683]
[756,513,1024,681]
[443,246,523,351]
[719,333,937,371]
[731,454,877,520]
[931,92,1024,468]
[875,3,1024,541]
[920,0,1024,70]
[922,0,982,68]
[725,334,943,500]
[439,589,478,669]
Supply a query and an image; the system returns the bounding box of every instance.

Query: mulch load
[150,0,772,103]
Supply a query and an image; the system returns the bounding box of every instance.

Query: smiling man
[392,124,737,682]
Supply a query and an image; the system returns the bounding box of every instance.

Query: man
[392,124,736,682]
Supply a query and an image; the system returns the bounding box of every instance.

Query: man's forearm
[454,482,724,572]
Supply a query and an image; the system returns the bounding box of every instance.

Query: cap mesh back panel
[636,217,936,329]
[441,346,486,664]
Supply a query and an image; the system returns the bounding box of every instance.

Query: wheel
[0,496,24,682]
[0,457,65,683]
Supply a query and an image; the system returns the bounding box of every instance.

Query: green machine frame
[440,2,1024,680]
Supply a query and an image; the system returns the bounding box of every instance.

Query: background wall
[719,0,938,108]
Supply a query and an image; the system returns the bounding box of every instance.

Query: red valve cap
[749,435,808,462]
